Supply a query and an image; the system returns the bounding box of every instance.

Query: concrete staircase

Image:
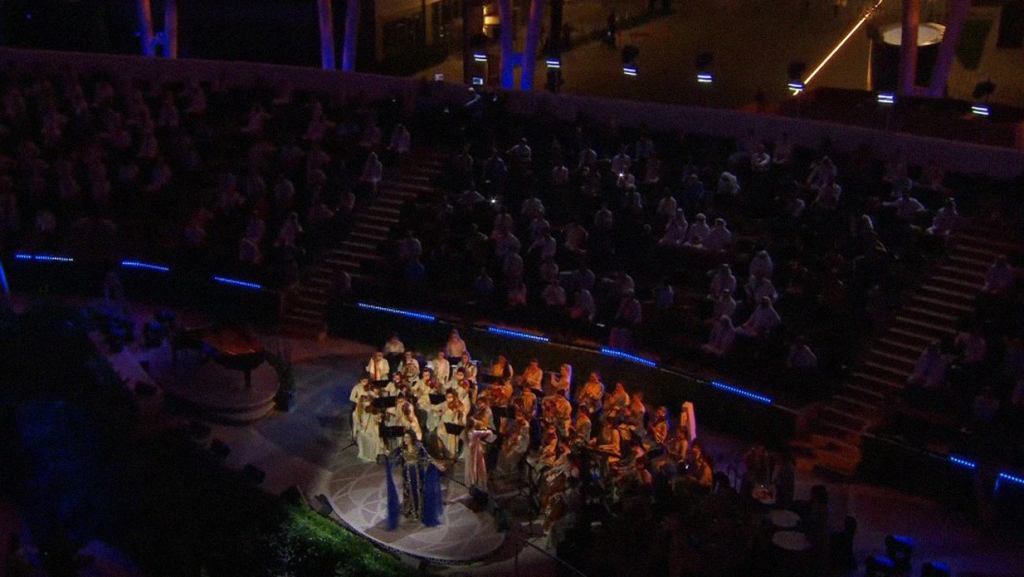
[801,231,1018,476]
[281,149,448,338]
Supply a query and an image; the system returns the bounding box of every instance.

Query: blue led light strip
[487,326,550,343]
[17,253,74,262]
[357,303,436,322]
[710,381,772,404]
[212,276,263,290]
[998,472,1024,487]
[599,347,657,368]
[121,260,170,272]
[949,455,977,469]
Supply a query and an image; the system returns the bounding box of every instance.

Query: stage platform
[326,454,507,564]
[153,344,280,423]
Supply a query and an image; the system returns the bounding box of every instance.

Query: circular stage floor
[328,456,506,564]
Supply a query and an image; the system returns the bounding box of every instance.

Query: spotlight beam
[805,0,886,86]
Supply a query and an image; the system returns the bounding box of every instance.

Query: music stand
[429,393,446,405]
[373,396,398,410]
[372,379,391,389]
[444,423,466,436]
[491,406,515,419]
[484,374,504,385]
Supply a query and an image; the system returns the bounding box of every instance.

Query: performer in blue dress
[384,430,445,529]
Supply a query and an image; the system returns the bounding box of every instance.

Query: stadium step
[945,255,991,270]
[887,327,936,346]
[928,274,981,293]
[850,370,901,390]
[865,349,916,369]
[821,406,868,431]
[892,316,955,335]
[833,394,881,412]
[955,233,1020,254]
[840,383,887,403]
[900,306,960,324]
[908,295,973,314]
[877,337,924,356]
[351,230,389,242]
[917,284,977,302]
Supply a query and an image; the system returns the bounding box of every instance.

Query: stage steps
[806,230,1012,477]
[281,149,448,338]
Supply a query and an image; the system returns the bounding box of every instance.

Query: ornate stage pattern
[327,458,506,563]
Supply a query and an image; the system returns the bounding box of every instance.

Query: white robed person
[353,394,382,462]
[464,415,497,489]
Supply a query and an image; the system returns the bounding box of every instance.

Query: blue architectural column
[318,0,338,70]
[137,0,156,56]
[498,0,515,89]
[342,0,360,71]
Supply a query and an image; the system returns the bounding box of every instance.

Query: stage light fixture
[788,81,805,93]
[472,77,484,86]
[971,104,990,116]
[623,64,638,77]
[545,57,561,69]
[877,92,896,104]
[473,52,488,63]
[697,73,714,84]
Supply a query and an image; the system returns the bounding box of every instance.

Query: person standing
[464,417,497,489]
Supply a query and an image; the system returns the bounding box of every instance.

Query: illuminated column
[498,0,515,89]
[925,0,970,97]
[164,0,178,58]
[520,0,546,90]
[137,0,156,56]
[318,0,337,70]
[342,0,360,71]
[898,0,921,95]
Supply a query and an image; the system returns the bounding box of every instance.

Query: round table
[772,530,813,576]
[769,509,801,529]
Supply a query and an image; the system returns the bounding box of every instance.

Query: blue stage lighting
[357,302,436,322]
[121,260,170,272]
[487,326,550,343]
[600,347,657,368]
[212,276,263,290]
[949,455,977,469]
[710,380,772,404]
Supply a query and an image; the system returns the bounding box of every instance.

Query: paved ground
[418,0,1024,109]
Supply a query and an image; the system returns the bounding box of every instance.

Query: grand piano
[172,325,267,388]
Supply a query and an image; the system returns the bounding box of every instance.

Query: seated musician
[392,394,423,441]
[489,354,514,382]
[366,350,390,383]
[398,350,420,383]
[495,411,531,478]
[527,423,561,474]
[354,394,382,462]
[521,358,545,394]
[571,407,592,445]
[379,372,402,397]
[595,419,623,465]
[451,368,476,409]
[412,368,442,434]
[542,391,573,439]
[577,371,605,415]
[548,364,572,397]
[621,391,647,443]
[439,391,466,459]
[484,377,514,433]
[457,351,478,384]
[514,379,538,420]
[431,350,452,387]
[349,375,377,407]
[684,439,714,491]
[648,406,670,447]
[472,396,495,432]
[604,382,631,421]
[667,425,690,464]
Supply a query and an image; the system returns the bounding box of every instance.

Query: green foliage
[270,505,415,577]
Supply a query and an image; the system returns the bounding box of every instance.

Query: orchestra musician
[439,390,466,459]
[354,394,382,462]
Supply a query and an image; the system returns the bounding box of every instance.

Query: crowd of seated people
[0,69,416,287]
[374,102,966,398]
[896,254,1024,467]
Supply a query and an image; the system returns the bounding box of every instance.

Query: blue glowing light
[212,276,263,290]
[546,58,561,69]
[14,253,32,260]
[710,381,772,404]
[33,254,74,262]
[121,260,170,272]
[473,53,488,63]
[998,472,1024,486]
[600,347,657,368]
[877,93,896,104]
[487,326,550,343]
[697,73,714,84]
[623,65,638,77]
[949,455,977,469]
[971,104,990,116]
[472,77,484,86]
[357,303,436,322]
[788,81,805,93]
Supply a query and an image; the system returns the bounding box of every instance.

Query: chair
[885,534,915,572]
[865,555,895,577]
[920,561,951,577]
